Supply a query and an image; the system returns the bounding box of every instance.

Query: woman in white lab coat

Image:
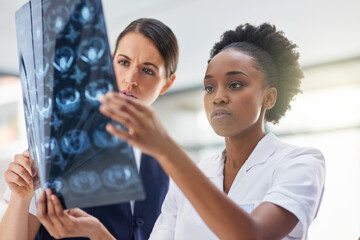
[39,23,325,240]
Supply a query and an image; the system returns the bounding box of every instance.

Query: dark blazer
[35,154,169,240]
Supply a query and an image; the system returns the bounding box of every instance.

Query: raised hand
[99,91,175,159]
[4,150,35,201]
[37,190,115,240]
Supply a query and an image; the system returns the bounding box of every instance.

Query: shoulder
[270,133,325,169]
[266,134,326,196]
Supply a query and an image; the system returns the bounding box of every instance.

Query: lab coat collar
[203,132,279,178]
[242,132,279,172]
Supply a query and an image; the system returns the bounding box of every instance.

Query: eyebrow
[117,54,130,60]
[117,54,159,70]
[144,62,159,70]
[204,71,249,79]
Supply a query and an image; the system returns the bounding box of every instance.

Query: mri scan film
[15,0,145,209]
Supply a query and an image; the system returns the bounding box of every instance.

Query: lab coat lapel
[228,133,279,194]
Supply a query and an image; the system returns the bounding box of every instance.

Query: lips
[211,108,231,120]
[120,90,137,99]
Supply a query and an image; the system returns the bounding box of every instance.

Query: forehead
[207,49,258,73]
[116,32,164,63]
[205,49,266,85]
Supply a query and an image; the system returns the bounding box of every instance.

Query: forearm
[156,138,261,240]
[0,196,33,240]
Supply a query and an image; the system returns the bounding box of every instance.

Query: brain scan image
[65,24,80,43]
[84,80,113,105]
[28,83,37,104]
[45,177,67,194]
[55,87,80,114]
[42,137,59,161]
[99,53,111,71]
[102,164,137,189]
[45,74,54,90]
[60,130,91,155]
[79,37,105,64]
[92,122,124,148]
[52,152,67,171]
[72,0,98,24]
[50,112,63,131]
[37,97,52,119]
[70,66,87,85]
[43,34,54,52]
[42,137,67,171]
[23,100,32,126]
[53,46,74,73]
[35,57,50,80]
[47,5,69,33]
[69,171,101,194]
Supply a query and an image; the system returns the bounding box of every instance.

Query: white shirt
[130,146,142,213]
[149,133,326,240]
[3,146,142,216]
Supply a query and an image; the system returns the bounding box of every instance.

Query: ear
[160,74,176,95]
[263,87,277,110]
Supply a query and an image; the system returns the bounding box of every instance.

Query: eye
[118,59,129,66]
[229,82,244,89]
[204,85,215,93]
[143,67,155,75]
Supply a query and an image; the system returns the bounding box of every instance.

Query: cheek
[139,79,165,104]
[239,93,264,119]
[203,96,212,120]
[113,67,128,88]
[115,73,124,89]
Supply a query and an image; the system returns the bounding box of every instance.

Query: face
[113,32,174,105]
[203,49,272,137]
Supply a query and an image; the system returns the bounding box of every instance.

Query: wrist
[89,219,115,240]
[9,193,32,206]
[156,134,177,161]
[8,195,32,214]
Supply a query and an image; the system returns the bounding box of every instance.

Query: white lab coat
[149,132,325,240]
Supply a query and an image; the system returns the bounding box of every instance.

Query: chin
[212,128,233,138]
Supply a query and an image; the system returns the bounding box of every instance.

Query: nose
[213,89,229,105]
[124,68,139,87]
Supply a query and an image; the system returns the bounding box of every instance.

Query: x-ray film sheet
[15,2,43,189]
[15,0,145,209]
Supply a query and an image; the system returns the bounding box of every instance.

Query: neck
[224,127,265,169]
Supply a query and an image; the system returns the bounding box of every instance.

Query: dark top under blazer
[35,153,169,240]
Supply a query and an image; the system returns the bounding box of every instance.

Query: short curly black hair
[209,23,303,124]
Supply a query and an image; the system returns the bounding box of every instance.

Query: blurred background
[0,0,359,239]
